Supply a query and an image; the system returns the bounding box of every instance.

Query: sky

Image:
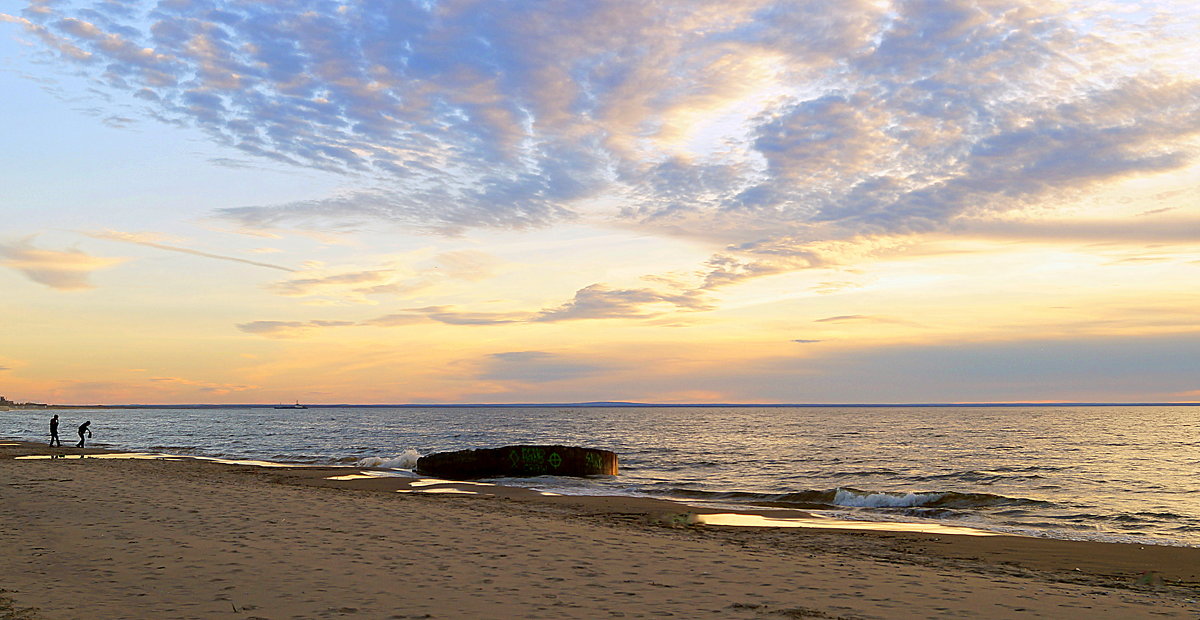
[1,0,1198,405]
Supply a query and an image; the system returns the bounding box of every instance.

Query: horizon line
[11,401,1200,409]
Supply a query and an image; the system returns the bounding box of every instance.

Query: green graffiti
[520,446,546,473]
[584,452,602,472]
[548,452,562,468]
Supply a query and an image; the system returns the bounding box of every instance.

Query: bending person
[76,421,92,448]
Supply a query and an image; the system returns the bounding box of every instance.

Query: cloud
[791,339,822,344]
[952,218,1200,244]
[775,332,1200,402]
[146,376,258,394]
[240,280,714,336]
[356,313,429,328]
[234,312,488,337]
[401,282,713,325]
[814,314,922,327]
[10,0,1196,252]
[208,157,260,169]
[815,315,871,323]
[432,251,498,281]
[0,12,93,62]
[236,320,356,338]
[420,308,527,326]
[634,332,1200,403]
[1137,207,1179,217]
[263,250,500,302]
[268,269,393,297]
[475,351,609,384]
[89,230,295,271]
[363,305,532,326]
[0,237,125,290]
[217,189,577,236]
[19,0,1193,308]
[699,251,826,289]
[533,284,712,322]
[372,306,524,326]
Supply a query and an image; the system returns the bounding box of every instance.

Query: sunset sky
[2,0,1198,405]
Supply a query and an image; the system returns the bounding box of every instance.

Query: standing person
[49,414,61,447]
[76,421,92,448]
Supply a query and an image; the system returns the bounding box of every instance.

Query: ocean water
[4,405,1198,546]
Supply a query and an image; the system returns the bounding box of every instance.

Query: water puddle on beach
[691,513,1002,536]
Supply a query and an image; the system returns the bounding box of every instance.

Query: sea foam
[833,488,945,508]
[356,449,422,469]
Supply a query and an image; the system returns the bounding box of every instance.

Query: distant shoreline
[0,404,111,410]
[4,401,1199,410]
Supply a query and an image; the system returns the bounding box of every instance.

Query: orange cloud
[146,376,259,395]
[0,237,125,290]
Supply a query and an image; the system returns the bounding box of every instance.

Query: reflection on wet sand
[323,471,413,481]
[691,512,1002,536]
[188,455,323,468]
[323,472,381,481]
[16,452,324,468]
[320,471,565,498]
[397,487,479,495]
[16,452,172,460]
[410,479,495,487]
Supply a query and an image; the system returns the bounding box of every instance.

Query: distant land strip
[4,402,1199,410]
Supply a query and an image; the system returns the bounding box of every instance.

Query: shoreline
[5,439,1003,538]
[3,440,1199,618]
[6,431,1200,546]
[5,429,1195,550]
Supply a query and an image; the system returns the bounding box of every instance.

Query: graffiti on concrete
[418,445,618,479]
[584,452,603,473]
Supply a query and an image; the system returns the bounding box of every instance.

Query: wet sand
[1,440,1197,619]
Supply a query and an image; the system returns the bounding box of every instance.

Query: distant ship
[274,401,308,409]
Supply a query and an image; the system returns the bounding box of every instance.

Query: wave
[355,449,422,469]
[145,446,200,454]
[825,469,903,477]
[662,486,1050,511]
[912,470,1048,484]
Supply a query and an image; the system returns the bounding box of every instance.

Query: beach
[1,441,1198,619]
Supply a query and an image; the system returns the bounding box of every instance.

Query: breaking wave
[355,449,422,469]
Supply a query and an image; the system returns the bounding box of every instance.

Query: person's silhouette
[76,421,92,448]
[49,414,61,447]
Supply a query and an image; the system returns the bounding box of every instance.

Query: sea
[4,405,1198,547]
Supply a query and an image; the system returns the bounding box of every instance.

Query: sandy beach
[1,441,1198,619]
